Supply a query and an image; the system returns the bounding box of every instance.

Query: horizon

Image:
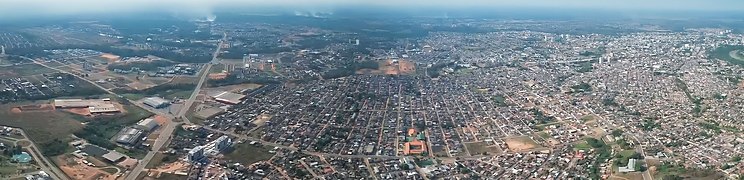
[1,0,744,21]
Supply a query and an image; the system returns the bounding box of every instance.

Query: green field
[709,45,744,66]
[145,152,179,169]
[163,90,193,100]
[0,101,84,152]
[0,64,56,78]
[224,144,275,165]
[210,64,226,73]
[120,93,146,101]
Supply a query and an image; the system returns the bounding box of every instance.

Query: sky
[0,0,743,20]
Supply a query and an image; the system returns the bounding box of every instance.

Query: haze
[1,0,743,20]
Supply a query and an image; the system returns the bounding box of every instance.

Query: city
[0,1,743,180]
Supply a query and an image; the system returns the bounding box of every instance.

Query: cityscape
[0,0,744,180]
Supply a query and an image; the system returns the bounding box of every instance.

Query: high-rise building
[188,146,205,162]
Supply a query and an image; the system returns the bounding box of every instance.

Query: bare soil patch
[504,136,541,152]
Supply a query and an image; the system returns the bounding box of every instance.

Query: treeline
[709,45,744,66]
[208,74,281,87]
[321,60,380,79]
[113,83,195,96]
[8,45,212,63]
[0,79,106,104]
[107,60,175,72]
[219,46,293,59]
[427,62,455,78]
[40,139,69,156]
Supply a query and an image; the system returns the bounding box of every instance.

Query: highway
[125,33,226,180]
[27,34,227,180]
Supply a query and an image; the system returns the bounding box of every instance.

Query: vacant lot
[504,136,541,152]
[465,142,502,155]
[0,101,83,146]
[0,64,56,79]
[224,144,275,165]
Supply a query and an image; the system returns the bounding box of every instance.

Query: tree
[732,156,742,162]
[611,129,624,137]
[586,138,606,148]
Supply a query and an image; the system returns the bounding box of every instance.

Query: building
[204,135,233,156]
[188,146,205,162]
[115,127,144,145]
[136,118,159,132]
[403,128,427,155]
[210,91,246,105]
[619,159,637,173]
[143,97,170,108]
[24,171,52,180]
[404,140,427,155]
[88,104,119,113]
[54,98,120,113]
[54,99,90,108]
[102,151,126,163]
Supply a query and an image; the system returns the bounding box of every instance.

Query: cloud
[0,0,742,19]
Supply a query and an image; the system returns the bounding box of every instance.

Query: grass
[145,153,179,169]
[0,165,19,175]
[709,45,744,66]
[0,101,84,148]
[0,64,56,79]
[619,150,637,157]
[100,167,118,174]
[185,103,205,125]
[163,90,193,100]
[574,141,592,151]
[464,142,502,155]
[114,147,147,160]
[224,144,275,165]
[210,64,226,73]
[120,93,146,101]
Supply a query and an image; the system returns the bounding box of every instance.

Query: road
[125,33,227,180]
[16,129,69,180]
[28,57,178,180]
[179,32,227,123]
[584,105,652,180]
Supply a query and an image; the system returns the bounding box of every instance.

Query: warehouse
[143,97,170,108]
[54,98,120,113]
[115,127,144,145]
[136,118,159,132]
[88,104,120,113]
[210,91,246,105]
[102,151,126,163]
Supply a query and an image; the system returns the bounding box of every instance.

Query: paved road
[125,33,226,180]
[585,106,652,180]
[179,33,226,123]
[16,129,69,180]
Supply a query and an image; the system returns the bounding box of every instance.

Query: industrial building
[136,118,159,132]
[210,91,246,105]
[115,127,144,145]
[143,97,170,108]
[54,98,120,113]
[102,151,126,163]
